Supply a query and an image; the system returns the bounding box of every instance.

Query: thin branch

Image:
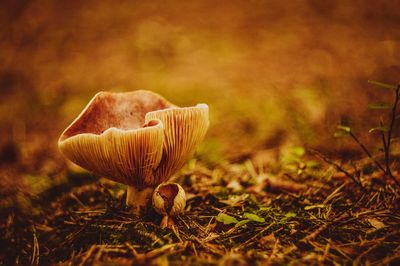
[31,225,40,266]
[301,212,349,243]
[379,118,388,157]
[348,132,386,175]
[384,85,400,187]
[309,149,366,192]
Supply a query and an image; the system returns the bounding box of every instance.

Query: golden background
[1,0,399,165]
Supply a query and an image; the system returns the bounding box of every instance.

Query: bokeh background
[1,0,400,181]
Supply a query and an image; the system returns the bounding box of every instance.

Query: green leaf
[281,147,306,164]
[291,147,305,157]
[333,130,350,138]
[368,80,397,90]
[369,127,389,133]
[306,160,319,168]
[281,154,301,164]
[337,125,351,133]
[334,132,347,137]
[244,212,265,223]
[368,103,391,109]
[285,212,297,218]
[235,219,250,227]
[216,213,239,225]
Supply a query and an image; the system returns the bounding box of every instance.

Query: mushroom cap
[58,90,209,188]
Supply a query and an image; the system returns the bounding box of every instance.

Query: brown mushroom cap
[58,90,209,188]
[59,90,174,140]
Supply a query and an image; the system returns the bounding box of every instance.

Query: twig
[348,131,386,176]
[281,212,351,259]
[353,230,400,264]
[93,246,104,263]
[309,149,365,192]
[301,212,349,243]
[380,254,400,266]
[30,225,39,266]
[384,84,400,187]
[126,242,188,261]
[379,118,388,163]
[238,222,276,248]
[78,245,96,266]
[191,236,225,255]
[267,237,280,264]
[125,242,139,257]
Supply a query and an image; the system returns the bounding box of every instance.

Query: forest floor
[1,1,400,265]
[1,145,399,265]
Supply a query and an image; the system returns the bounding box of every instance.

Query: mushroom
[152,182,186,228]
[58,90,209,214]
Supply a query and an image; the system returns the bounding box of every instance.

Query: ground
[1,143,400,265]
[1,1,400,265]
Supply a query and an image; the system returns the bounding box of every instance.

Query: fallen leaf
[285,212,297,218]
[235,219,250,227]
[216,213,239,225]
[259,233,277,247]
[367,218,386,229]
[244,212,265,223]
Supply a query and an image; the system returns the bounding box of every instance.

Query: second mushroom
[58,90,209,215]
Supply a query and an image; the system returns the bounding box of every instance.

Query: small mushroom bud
[152,183,186,228]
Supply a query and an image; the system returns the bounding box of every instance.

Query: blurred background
[0,0,400,186]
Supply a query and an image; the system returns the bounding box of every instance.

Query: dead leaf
[367,218,386,230]
[259,233,277,247]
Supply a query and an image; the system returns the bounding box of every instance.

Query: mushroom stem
[126,186,154,214]
[160,215,175,229]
